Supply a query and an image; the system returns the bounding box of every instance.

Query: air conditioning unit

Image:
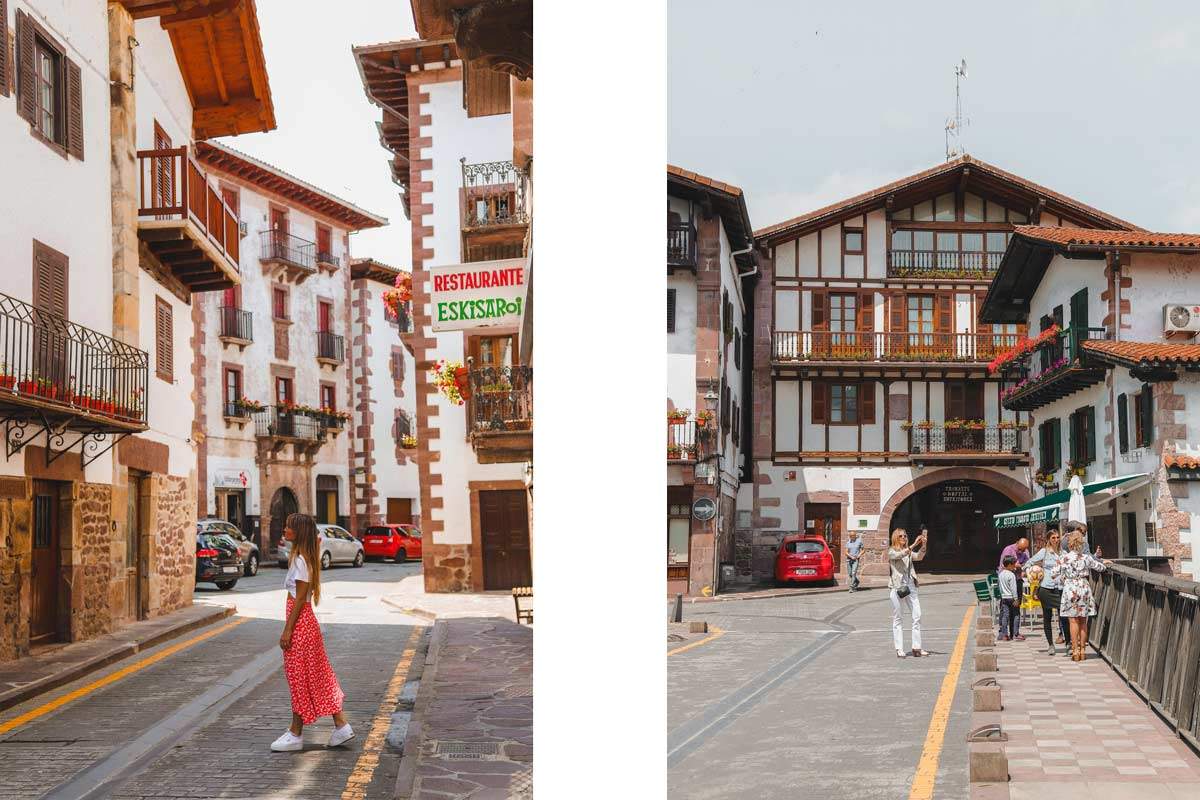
[238,220,248,238]
[1163,304,1200,334]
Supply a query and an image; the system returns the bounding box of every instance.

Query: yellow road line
[341,626,424,800]
[0,616,249,736]
[667,627,725,657]
[908,605,975,800]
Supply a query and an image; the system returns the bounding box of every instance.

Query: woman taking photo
[1050,530,1108,662]
[1025,528,1070,655]
[888,528,928,659]
[271,513,355,752]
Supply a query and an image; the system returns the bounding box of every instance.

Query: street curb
[0,605,235,714]
[394,619,446,800]
[680,576,978,605]
[379,596,438,621]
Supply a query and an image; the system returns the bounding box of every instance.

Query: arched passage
[269,487,299,551]
[877,469,1032,573]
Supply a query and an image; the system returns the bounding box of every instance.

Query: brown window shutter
[0,0,9,98]
[464,62,512,118]
[811,290,827,331]
[15,9,34,123]
[974,292,990,336]
[889,292,905,331]
[32,240,69,318]
[936,293,952,332]
[858,292,874,332]
[966,382,984,419]
[155,297,173,381]
[861,381,876,424]
[946,383,964,420]
[811,381,827,424]
[65,57,83,159]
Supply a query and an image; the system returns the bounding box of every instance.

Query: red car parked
[774,535,836,585]
[361,524,422,562]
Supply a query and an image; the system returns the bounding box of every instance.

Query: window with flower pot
[1068,406,1096,466]
[396,410,413,438]
[319,382,336,413]
[275,376,293,406]
[812,381,875,425]
[1038,418,1062,472]
[223,367,242,415]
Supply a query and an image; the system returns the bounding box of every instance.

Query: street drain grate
[430,740,502,760]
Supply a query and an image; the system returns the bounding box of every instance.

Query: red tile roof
[1014,226,1200,250]
[1081,340,1200,368]
[1165,454,1200,470]
[667,164,744,197]
[755,155,1140,242]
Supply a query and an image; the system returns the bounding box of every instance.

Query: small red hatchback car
[774,535,836,585]
[360,524,423,562]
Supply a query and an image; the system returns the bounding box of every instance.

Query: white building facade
[746,157,1140,581]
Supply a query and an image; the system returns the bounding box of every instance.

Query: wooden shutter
[974,292,990,336]
[65,57,83,159]
[1049,418,1061,468]
[1139,384,1154,446]
[965,382,983,419]
[889,292,905,332]
[811,381,826,424]
[858,292,874,331]
[15,10,34,123]
[464,61,512,118]
[0,0,9,98]
[935,293,952,332]
[1068,411,1078,463]
[810,290,827,331]
[946,383,964,420]
[1118,393,1129,453]
[667,289,676,333]
[155,297,173,381]
[1086,406,1096,463]
[32,240,68,318]
[861,381,875,424]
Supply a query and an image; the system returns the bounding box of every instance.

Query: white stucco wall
[667,274,697,411]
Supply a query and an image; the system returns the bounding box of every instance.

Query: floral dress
[1050,550,1106,618]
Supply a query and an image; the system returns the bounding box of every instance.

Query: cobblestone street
[0,563,430,800]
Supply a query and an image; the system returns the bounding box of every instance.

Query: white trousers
[890,586,922,651]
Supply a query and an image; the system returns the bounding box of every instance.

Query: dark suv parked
[197,519,260,577]
[195,532,243,590]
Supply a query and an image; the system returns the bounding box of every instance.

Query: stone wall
[0,493,32,661]
[71,482,115,642]
[425,543,471,593]
[150,474,195,617]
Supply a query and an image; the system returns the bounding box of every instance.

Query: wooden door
[318,301,333,333]
[270,206,288,234]
[387,497,413,524]
[805,503,842,570]
[31,481,61,642]
[480,489,532,590]
[126,473,143,621]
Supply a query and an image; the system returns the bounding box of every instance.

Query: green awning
[993,473,1150,529]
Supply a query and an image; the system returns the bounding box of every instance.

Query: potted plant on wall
[0,364,13,391]
[667,444,683,460]
[400,434,417,449]
[429,360,467,405]
[695,410,714,428]
[668,408,690,424]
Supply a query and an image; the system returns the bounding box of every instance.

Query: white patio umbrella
[1066,475,1087,527]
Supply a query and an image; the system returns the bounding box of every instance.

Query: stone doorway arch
[268,486,300,553]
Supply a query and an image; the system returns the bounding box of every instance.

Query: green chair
[974,579,997,620]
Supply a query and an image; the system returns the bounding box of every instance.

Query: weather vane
[945,59,969,160]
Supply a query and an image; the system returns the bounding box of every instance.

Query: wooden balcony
[1001,327,1108,412]
[467,364,531,464]
[461,160,529,262]
[259,230,317,284]
[888,250,1003,279]
[0,292,148,467]
[316,331,345,367]
[772,331,1019,375]
[668,222,696,271]
[136,147,241,293]
[907,424,1030,467]
[218,306,253,350]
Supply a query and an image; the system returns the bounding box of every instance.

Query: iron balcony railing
[668,221,697,268]
[461,159,530,229]
[908,425,1024,455]
[223,401,245,418]
[218,306,253,342]
[0,291,149,424]
[772,331,1020,363]
[136,146,240,271]
[316,250,340,267]
[667,420,698,462]
[260,230,316,271]
[253,406,323,442]
[1089,563,1200,751]
[888,250,1003,277]
[467,364,532,434]
[1003,326,1111,383]
[317,331,345,364]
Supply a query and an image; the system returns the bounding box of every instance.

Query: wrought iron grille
[888,250,1003,277]
[252,407,323,442]
[467,365,532,433]
[223,401,245,418]
[668,222,696,267]
[260,230,316,270]
[0,291,149,424]
[461,159,530,228]
[317,331,345,363]
[908,426,1023,454]
[667,420,698,462]
[219,306,253,341]
[316,250,340,267]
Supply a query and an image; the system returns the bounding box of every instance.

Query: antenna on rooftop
[945,59,969,160]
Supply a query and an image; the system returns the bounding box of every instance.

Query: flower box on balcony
[400,435,417,449]
[504,419,532,432]
[668,409,691,424]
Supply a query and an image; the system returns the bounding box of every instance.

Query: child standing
[998,555,1024,641]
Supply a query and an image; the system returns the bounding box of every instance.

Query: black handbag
[896,581,911,599]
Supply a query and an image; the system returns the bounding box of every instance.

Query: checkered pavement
[996,635,1200,785]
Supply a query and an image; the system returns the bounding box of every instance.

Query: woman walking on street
[1026,528,1070,655]
[1050,530,1108,662]
[271,513,355,752]
[888,528,928,659]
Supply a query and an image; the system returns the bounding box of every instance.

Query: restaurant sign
[213,469,251,489]
[429,258,526,332]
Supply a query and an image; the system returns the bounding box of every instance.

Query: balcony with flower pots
[999,325,1108,412]
[252,403,343,458]
[0,292,149,465]
[905,420,1030,467]
[771,331,1019,377]
[434,359,531,464]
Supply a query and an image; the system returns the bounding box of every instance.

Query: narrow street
[668,584,978,800]
[0,562,427,800]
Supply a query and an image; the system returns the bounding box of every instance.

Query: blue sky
[669,0,1200,233]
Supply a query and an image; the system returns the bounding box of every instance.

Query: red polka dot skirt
[283,595,345,724]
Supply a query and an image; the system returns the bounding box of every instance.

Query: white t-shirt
[284,554,310,599]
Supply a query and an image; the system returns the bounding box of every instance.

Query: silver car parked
[277,524,364,570]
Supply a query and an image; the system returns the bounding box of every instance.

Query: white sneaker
[328,723,355,748]
[271,731,304,752]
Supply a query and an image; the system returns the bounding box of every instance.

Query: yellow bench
[512,586,533,624]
